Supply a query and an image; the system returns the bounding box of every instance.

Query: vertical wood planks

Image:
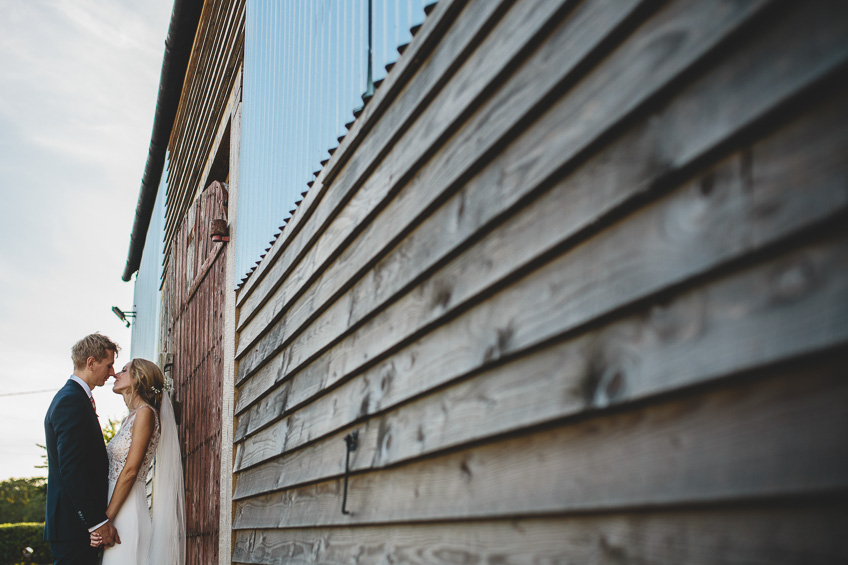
[160,182,228,564]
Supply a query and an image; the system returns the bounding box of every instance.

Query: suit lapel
[66,380,102,447]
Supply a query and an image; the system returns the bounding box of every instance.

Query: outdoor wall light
[112,306,136,328]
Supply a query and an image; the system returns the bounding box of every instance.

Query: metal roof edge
[122,0,204,282]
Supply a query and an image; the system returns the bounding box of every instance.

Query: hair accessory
[151,377,174,395]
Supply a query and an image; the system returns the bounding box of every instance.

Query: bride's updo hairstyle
[129,358,166,410]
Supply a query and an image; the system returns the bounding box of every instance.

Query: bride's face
[113,364,132,395]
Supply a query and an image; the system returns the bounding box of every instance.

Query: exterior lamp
[112,306,136,328]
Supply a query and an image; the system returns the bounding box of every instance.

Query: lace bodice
[106,404,161,484]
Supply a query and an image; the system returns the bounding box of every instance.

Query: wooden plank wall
[165,0,245,275]
[160,182,229,565]
[231,0,848,562]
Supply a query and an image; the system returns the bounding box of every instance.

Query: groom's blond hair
[71,333,120,370]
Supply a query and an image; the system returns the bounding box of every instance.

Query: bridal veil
[149,392,186,564]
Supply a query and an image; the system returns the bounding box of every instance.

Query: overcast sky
[0,0,173,480]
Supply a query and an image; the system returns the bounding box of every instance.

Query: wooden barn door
[160,181,228,565]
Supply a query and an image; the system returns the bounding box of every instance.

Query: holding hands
[90,521,120,548]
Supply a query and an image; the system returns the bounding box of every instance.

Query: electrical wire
[0,388,57,397]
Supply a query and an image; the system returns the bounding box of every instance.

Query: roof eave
[122,0,204,282]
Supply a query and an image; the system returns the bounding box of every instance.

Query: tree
[101,417,120,444]
[0,478,46,524]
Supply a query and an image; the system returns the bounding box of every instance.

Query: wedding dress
[102,404,158,564]
[102,394,185,564]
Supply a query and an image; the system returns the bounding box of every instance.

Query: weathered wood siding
[231,0,848,562]
[165,0,245,272]
[160,182,229,564]
[154,2,244,561]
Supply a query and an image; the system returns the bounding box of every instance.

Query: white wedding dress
[101,393,185,565]
[102,405,160,565]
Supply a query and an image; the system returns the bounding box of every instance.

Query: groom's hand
[94,521,121,548]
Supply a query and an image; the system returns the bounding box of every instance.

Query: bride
[90,359,185,564]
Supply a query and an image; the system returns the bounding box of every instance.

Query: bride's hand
[90,531,102,548]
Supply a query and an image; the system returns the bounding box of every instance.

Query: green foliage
[4,417,122,564]
[33,447,46,472]
[0,523,51,565]
[0,480,45,525]
[102,417,120,444]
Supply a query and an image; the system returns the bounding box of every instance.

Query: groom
[44,333,121,564]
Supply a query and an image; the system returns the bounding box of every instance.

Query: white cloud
[0,0,173,479]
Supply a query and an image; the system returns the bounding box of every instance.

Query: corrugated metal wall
[236,0,428,284]
[130,155,167,361]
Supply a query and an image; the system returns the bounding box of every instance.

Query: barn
[123,0,848,563]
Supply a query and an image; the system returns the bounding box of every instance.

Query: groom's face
[89,350,116,387]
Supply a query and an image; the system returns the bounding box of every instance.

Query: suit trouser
[49,540,100,565]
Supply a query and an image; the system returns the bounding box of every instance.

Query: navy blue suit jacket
[43,379,109,542]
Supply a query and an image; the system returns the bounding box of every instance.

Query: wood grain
[164,0,244,273]
[233,354,848,528]
[235,0,648,356]
[218,79,241,565]
[234,0,820,400]
[233,72,848,461]
[233,221,848,494]
[234,216,848,483]
[234,0,848,419]
[159,179,227,564]
[232,502,848,564]
[224,0,848,559]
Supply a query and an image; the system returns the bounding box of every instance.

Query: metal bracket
[111,306,136,328]
[159,352,179,424]
[341,430,359,515]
